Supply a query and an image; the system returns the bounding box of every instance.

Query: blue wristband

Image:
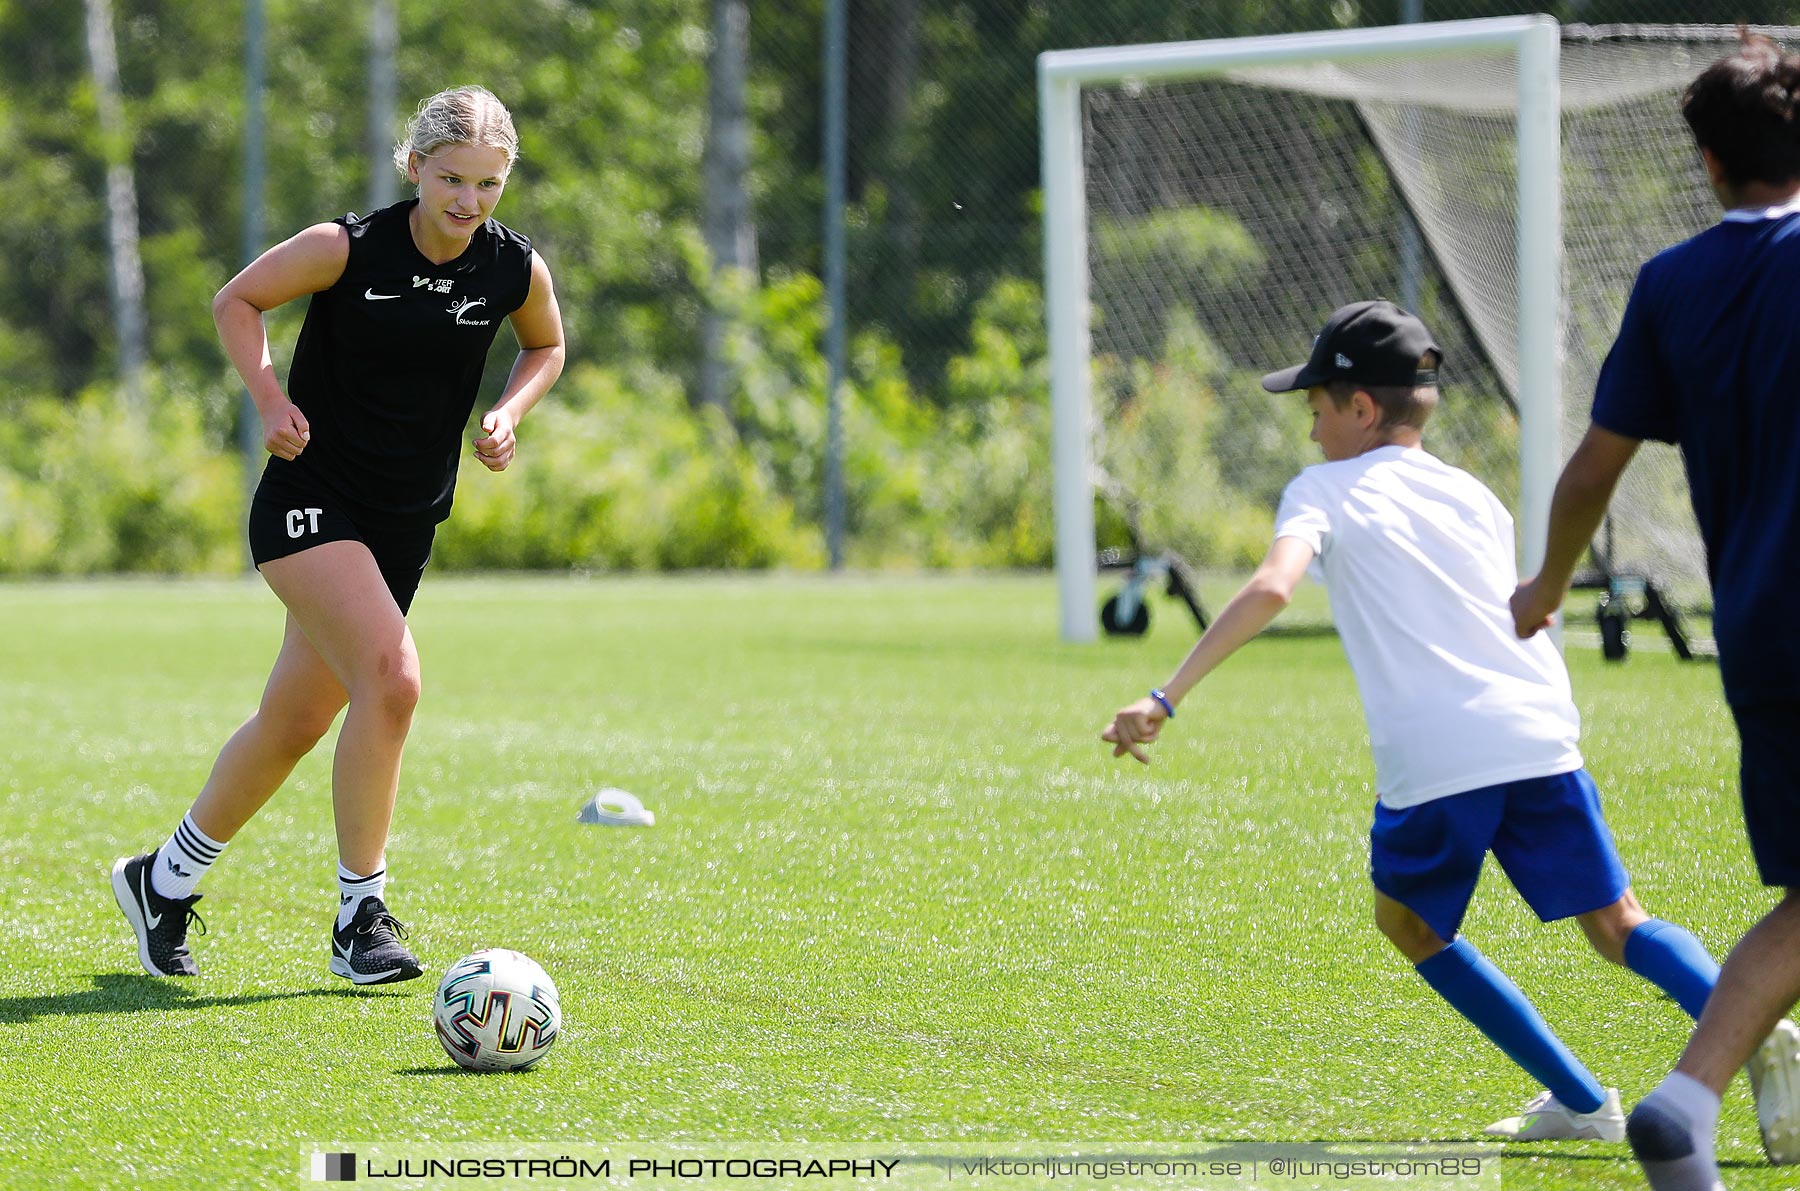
[1149,689,1175,718]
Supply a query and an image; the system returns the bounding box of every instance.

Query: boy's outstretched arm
[1103,535,1316,763]
[1511,423,1641,637]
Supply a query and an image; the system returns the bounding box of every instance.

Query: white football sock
[150,813,225,900]
[1629,1072,1723,1191]
[337,862,387,929]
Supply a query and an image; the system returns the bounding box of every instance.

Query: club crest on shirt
[448,297,491,326]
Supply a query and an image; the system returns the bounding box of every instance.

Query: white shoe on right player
[1749,1019,1800,1165]
[1484,1087,1625,1142]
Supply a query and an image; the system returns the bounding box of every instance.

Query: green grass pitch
[0,575,1782,1189]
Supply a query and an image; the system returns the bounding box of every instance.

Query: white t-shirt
[1273,445,1582,808]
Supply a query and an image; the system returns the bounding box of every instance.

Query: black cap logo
[1261,300,1441,393]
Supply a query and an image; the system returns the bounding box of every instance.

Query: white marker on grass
[576,788,655,827]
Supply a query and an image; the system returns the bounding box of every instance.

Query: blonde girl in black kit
[112,86,564,984]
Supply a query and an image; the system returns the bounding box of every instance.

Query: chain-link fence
[777,0,1800,400]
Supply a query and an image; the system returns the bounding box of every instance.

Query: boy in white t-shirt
[1103,300,1748,1141]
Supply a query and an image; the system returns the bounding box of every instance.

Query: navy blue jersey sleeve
[1591,263,1677,444]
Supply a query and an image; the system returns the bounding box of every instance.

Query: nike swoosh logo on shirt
[141,870,162,929]
[364,289,400,300]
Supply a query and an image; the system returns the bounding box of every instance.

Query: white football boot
[1749,1018,1800,1165]
[1484,1087,1626,1142]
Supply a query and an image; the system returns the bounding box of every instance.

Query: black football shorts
[248,472,436,615]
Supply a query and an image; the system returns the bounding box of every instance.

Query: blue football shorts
[1368,768,1630,943]
[1728,700,1800,887]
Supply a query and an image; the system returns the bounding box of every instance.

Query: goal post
[1039,17,1564,644]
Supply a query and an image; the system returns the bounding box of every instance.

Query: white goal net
[1046,19,1761,640]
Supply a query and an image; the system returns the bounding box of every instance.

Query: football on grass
[432,948,561,1072]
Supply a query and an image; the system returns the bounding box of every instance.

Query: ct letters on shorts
[286,507,324,539]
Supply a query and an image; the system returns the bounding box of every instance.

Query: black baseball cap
[1260,300,1442,393]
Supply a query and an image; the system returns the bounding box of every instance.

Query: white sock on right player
[1627,1072,1724,1191]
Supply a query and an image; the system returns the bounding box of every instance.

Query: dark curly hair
[1682,29,1800,187]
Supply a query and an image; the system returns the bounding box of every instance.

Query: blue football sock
[1623,919,1719,1021]
[1415,938,1605,1114]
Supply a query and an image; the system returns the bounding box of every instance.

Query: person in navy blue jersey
[1513,32,1800,1189]
[111,85,565,986]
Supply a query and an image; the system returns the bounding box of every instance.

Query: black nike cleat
[330,896,424,985]
[111,852,205,977]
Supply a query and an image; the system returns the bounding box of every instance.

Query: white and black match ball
[432,948,561,1072]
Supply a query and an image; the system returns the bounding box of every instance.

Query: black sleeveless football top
[264,199,533,528]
